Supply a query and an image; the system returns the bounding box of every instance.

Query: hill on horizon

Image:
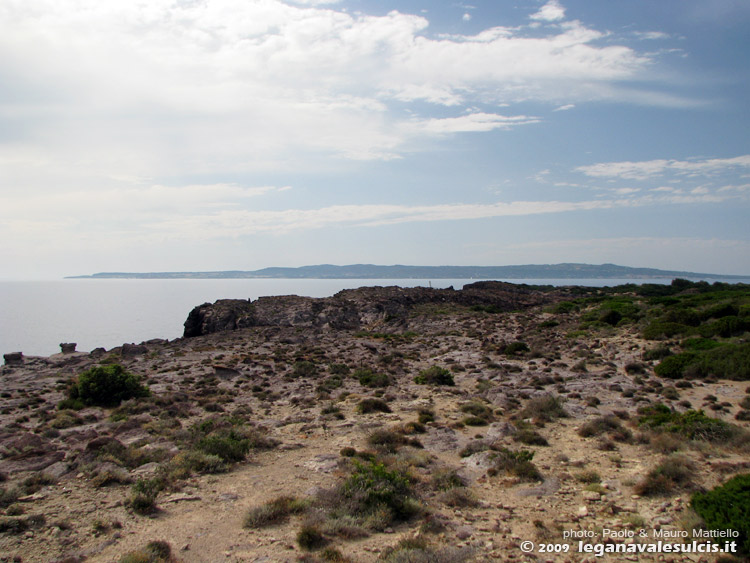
[66,262,749,280]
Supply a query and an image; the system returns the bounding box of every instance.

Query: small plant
[634,455,695,497]
[292,361,318,378]
[489,448,541,482]
[243,496,308,529]
[519,394,568,423]
[414,366,455,386]
[67,364,149,407]
[578,415,632,442]
[576,470,601,484]
[503,342,529,356]
[353,367,391,388]
[128,479,161,515]
[119,540,175,563]
[417,408,435,424]
[357,398,391,414]
[297,522,328,551]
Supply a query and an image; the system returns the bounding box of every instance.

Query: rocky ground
[1,283,749,563]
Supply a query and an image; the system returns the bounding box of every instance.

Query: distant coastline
[66,263,749,280]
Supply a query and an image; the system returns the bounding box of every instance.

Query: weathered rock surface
[183,282,564,337]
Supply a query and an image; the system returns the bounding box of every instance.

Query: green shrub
[643,346,673,361]
[638,403,739,443]
[699,316,749,338]
[414,366,455,386]
[489,448,541,482]
[340,460,416,523]
[417,408,435,424]
[655,343,750,381]
[551,301,578,314]
[655,353,699,379]
[354,368,391,388]
[503,342,529,356]
[68,364,149,407]
[692,474,750,556]
[643,322,692,340]
[292,361,318,378]
[196,429,251,463]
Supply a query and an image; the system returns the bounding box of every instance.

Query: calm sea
[1,277,746,357]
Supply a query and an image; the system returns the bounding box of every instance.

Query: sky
[1,0,749,279]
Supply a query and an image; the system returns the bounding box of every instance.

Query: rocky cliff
[183,281,565,337]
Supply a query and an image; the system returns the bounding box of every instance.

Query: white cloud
[463,13,472,22]
[554,104,575,111]
[633,31,671,40]
[409,112,540,134]
[0,0,658,181]
[530,1,566,22]
[576,155,750,180]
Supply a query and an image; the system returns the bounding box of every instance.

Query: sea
[1,277,748,357]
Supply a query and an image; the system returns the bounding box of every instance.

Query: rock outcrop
[183,282,563,337]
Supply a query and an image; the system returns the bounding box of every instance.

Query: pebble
[577,506,589,517]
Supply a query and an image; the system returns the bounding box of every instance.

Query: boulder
[3,352,23,365]
[60,343,77,354]
[121,343,147,356]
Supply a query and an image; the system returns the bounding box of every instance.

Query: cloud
[633,31,671,40]
[554,104,575,111]
[576,155,750,180]
[463,13,472,22]
[1,182,735,247]
[409,112,540,134]
[0,0,661,181]
[530,1,566,22]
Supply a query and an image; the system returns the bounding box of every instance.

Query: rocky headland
[1,281,749,562]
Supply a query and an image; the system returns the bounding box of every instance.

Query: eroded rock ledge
[183,281,569,337]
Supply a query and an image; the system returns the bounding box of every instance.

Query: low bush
[357,398,391,414]
[634,455,695,496]
[292,361,318,378]
[119,540,175,563]
[655,343,750,381]
[488,448,541,482]
[128,479,160,515]
[414,366,455,386]
[67,364,150,407]
[354,368,391,388]
[513,426,549,446]
[578,415,631,442]
[297,523,328,551]
[691,474,750,556]
[638,403,741,443]
[244,496,308,529]
[324,459,419,530]
[196,429,251,463]
[519,394,568,423]
[503,342,529,356]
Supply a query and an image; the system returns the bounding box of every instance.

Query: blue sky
[1,0,749,278]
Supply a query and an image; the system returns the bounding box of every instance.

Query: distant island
[66,263,748,280]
